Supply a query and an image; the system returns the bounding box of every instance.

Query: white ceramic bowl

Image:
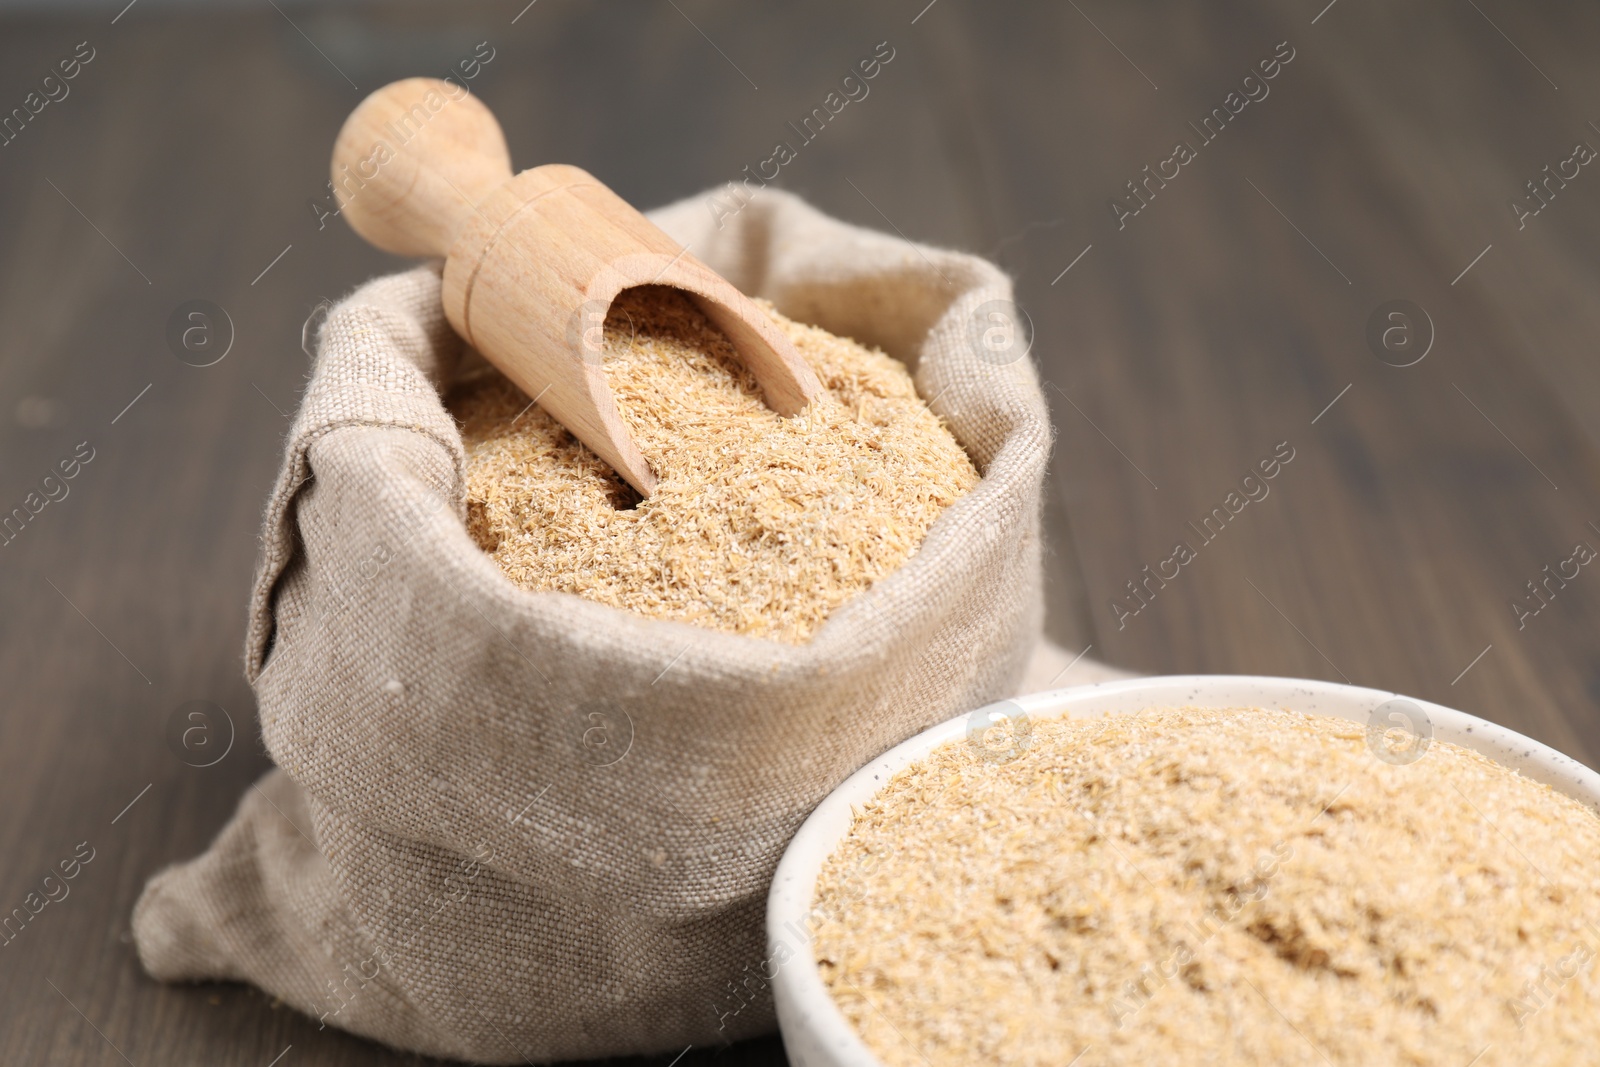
[766,674,1600,1067]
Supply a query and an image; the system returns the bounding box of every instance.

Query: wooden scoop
[330,77,823,497]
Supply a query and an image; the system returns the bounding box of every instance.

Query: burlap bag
[132,188,1059,1062]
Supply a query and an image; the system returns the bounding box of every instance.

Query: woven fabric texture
[132,188,1051,1062]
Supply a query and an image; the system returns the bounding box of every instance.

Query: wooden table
[3,2,1598,1063]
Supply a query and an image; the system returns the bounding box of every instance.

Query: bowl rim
[765,673,1600,1066]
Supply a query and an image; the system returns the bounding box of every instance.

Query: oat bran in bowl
[766,676,1600,1067]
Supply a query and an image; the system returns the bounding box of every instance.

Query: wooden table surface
[4,2,1599,1063]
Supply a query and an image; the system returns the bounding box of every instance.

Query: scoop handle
[330,78,513,258]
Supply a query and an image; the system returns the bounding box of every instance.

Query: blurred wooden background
[3,1,1600,1063]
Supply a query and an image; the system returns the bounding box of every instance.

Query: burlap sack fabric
[132,188,1058,1062]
